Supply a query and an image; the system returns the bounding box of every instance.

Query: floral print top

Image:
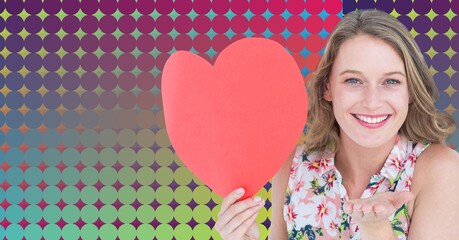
[283,135,430,240]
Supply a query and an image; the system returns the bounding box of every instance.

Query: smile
[353,114,390,124]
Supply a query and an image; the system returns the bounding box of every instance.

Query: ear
[324,81,332,101]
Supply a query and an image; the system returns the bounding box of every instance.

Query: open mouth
[352,114,391,124]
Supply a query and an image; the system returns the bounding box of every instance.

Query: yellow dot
[137,148,155,166]
[155,148,173,167]
[136,129,155,148]
[155,129,171,148]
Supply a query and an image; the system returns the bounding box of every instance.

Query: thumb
[389,191,413,209]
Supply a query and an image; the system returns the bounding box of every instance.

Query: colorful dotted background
[0,0,458,239]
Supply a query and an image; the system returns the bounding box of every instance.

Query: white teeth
[355,115,388,124]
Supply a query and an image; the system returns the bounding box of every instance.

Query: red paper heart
[162,38,308,199]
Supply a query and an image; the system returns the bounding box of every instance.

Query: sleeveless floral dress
[283,135,430,239]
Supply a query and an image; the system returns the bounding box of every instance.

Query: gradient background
[1,0,458,239]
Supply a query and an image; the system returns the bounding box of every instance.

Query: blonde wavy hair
[304,9,456,153]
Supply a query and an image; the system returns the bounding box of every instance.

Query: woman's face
[324,34,410,149]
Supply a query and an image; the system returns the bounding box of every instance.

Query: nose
[362,85,383,109]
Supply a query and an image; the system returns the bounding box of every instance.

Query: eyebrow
[339,70,406,78]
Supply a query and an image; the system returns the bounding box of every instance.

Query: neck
[335,134,398,186]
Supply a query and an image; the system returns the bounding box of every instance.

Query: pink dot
[118,0,136,14]
[156,0,173,14]
[193,34,211,53]
[230,15,249,34]
[99,34,117,53]
[268,15,286,33]
[99,72,117,91]
[156,34,174,53]
[118,53,136,72]
[211,34,230,52]
[118,72,136,91]
[287,15,305,34]
[324,0,342,15]
[99,53,117,72]
[137,34,155,53]
[137,53,155,71]
[81,53,98,71]
[174,0,192,14]
[136,0,156,14]
[453,0,459,14]
[212,0,230,14]
[291,53,305,69]
[193,15,211,34]
[155,53,169,71]
[99,15,117,34]
[249,15,267,34]
[81,15,98,34]
[193,0,211,14]
[80,0,98,14]
[118,34,136,53]
[80,34,98,53]
[269,34,286,47]
[137,72,155,91]
[305,53,321,73]
[174,34,193,51]
[324,15,340,33]
[137,91,155,110]
[212,15,230,34]
[156,15,173,34]
[268,0,286,14]
[230,0,249,14]
[305,34,324,53]
[286,34,304,53]
[305,15,323,34]
[287,0,305,15]
[118,91,137,110]
[118,15,136,33]
[100,91,118,110]
[249,0,268,14]
[137,15,155,34]
[99,0,117,14]
[305,0,323,15]
[174,15,192,34]
[230,34,246,44]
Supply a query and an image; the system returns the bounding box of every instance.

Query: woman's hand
[215,188,265,240]
[343,191,413,239]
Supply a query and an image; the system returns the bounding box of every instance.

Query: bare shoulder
[415,143,459,178]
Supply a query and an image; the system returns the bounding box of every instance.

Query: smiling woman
[215,9,459,240]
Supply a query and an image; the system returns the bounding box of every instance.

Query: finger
[389,191,413,209]
[343,201,354,214]
[219,200,264,237]
[217,196,264,233]
[230,209,259,239]
[219,188,245,218]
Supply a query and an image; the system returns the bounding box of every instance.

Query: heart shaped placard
[162,38,308,199]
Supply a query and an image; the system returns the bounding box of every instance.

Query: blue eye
[345,78,360,84]
[385,79,400,84]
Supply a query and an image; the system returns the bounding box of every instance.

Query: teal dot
[43,224,61,240]
[0,151,3,165]
[62,205,80,224]
[62,167,80,185]
[62,186,80,204]
[81,129,99,147]
[25,167,43,185]
[43,205,62,224]
[25,129,42,147]
[118,148,136,167]
[6,129,24,147]
[6,148,22,167]
[0,188,5,203]
[6,186,23,204]
[43,186,61,205]
[81,205,98,223]
[99,205,117,223]
[99,167,117,185]
[99,148,117,167]
[118,186,136,205]
[99,186,117,204]
[0,227,3,240]
[6,205,23,223]
[0,207,4,221]
[25,205,43,223]
[118,205,136,223]
[118,167,136,185]
[100,129,117,147]
[25,148,42,167]
[156,224,173,240]
[43,129,61,147]
[81,148,98,167]
[62,129,80,147]
[100,224,117,240]
[81,186,98,205]
[118,224,136,240]
[43,167,61,185]
[81,167,98,185]
[62,224,80,240]
[62,148,80,167]
[5,167,23,185]
[43,148,60,166]
[81,224,98,240]
[24,224,43,240]
[24,186,42,204]
[6,224,23,240]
